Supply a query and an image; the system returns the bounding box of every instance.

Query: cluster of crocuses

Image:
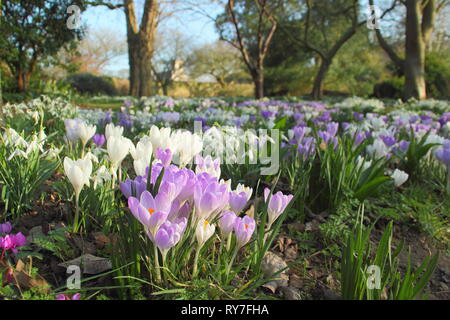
[0,222,27,257]
[121,150,293,278]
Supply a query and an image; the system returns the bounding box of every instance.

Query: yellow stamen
[244,224,249,229]
[148,208,155,215]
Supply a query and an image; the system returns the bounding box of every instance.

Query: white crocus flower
[77,122,96,148]
[149,126,173,155]
[107,136,132,173]
[195,218,216,248]
[130,136,153,176]
[366,139,389,159]
[105,123,124,140]
[172,131,203,167]
[356,156,372,171]
[391,169,409,187]
[63,157,92,200]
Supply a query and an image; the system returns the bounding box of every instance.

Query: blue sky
[81,2,222,76]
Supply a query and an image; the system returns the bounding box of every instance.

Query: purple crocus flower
[219,210,237,238]
[98,111,112,128]
[261,110,275,119]
[56,293,81,300]
[234,216,256,247]
[399,140,410,152]
[92,134,106,147]
[380,135,397,148]
[297,137,315,160]
[326,122,339,137]
[354,132,366,148]
[156,148,173,168]
[128,191,171,236]
[0,232,27,254]
[120,176,147,199]
[154,218,186,257]
[434,142,450,166]
[0,222,12,234]
[353,112,364,121]
[318,131,338,150]
[194,179,229,221]
[228,191,248,214]
[263,188,294,228]
[438,113,450,127]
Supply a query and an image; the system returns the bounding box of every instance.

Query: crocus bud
[196,218,215,248]
[219,210,237,238]
[264,188,293,229]
[234,216,256,247]
[391,169,409,187]
[92,134,106,147]
[229,191,248,214]
[0,222,12,234]
[156,148,173,168]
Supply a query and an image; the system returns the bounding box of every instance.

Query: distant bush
[67,73,118,96]
[425,52,450,100]
[372,77,404,99]
[373,52,449,100]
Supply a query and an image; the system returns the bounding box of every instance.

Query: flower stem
[154,244,161,283]
[73,193,80,233]
[226,233,232,252]
[225,247,239,282]
[192,245,201,277]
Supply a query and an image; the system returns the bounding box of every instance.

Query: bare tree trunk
[124,0,158,97]
[404,0,426,100]
[253,67,264,99]
[311,58,330,99]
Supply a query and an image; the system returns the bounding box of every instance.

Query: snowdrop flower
[92,165,112,190]
[7,149,28,161]
[391,169,409,187]
[3,128,27,148]
[63,157,92,200]
[105,123,124,140]
[83,152,99,164]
